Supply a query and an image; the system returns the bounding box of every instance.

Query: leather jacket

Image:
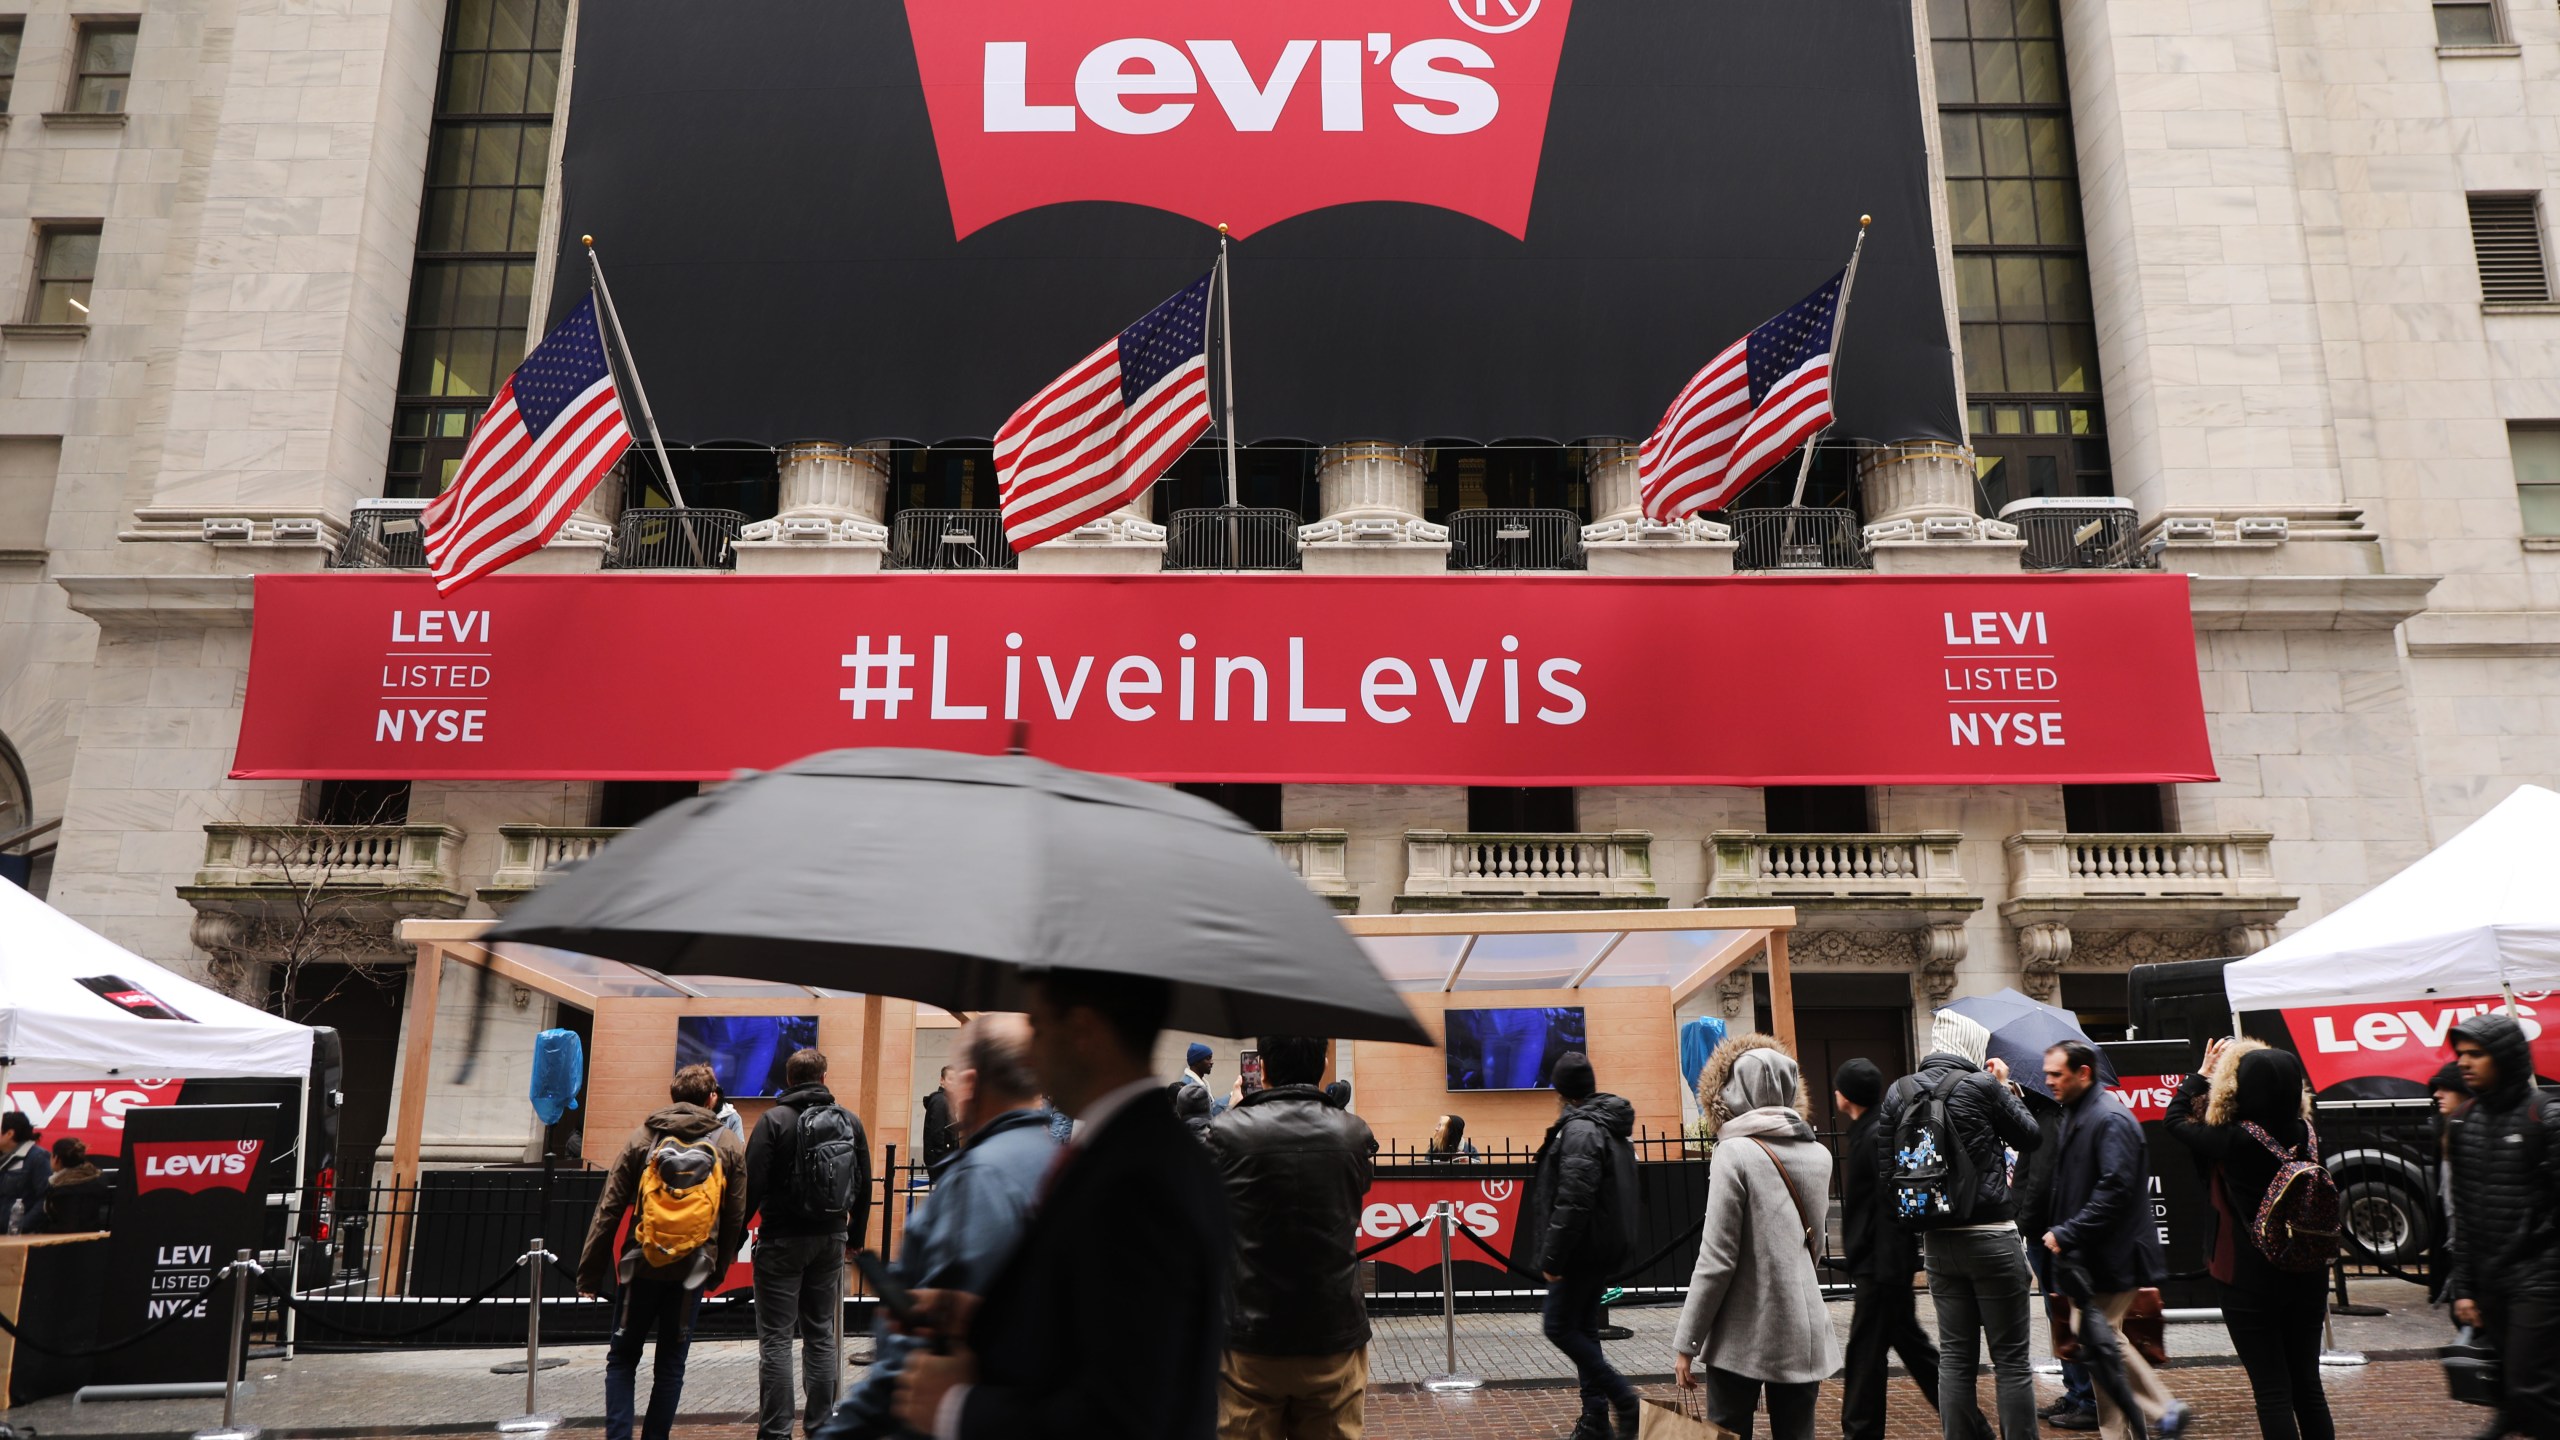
[1204,1084,1378,1356]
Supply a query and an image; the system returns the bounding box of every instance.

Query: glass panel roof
[1356,934,1470,988]
[494,943,689,997]
[1449,931,1610,991]
[1585,929,1746,988]
[1358,927,1754,992]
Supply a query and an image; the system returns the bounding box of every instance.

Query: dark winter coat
[577,1102,750,1294]
[1204,1083,1378,1356]
[1840,1106,1915,1282]
[921,1086,960,1168]
[2445,1014,2560,1303]
[2045,1085,2166,1294]
[1871,1052,2043,1227]
[746,1081,871,1242]
[35,1162,110,1234]
[2164,1049,2328,1299]
[0,1140,50,1225]
[1519,1092,1639,1278]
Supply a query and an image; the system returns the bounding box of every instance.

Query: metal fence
[2004,502,2148,571]
[2309,1099,2442,1288]
[604,507,745,570]
[329,501,430,569]
[1164,507,1303,570]
[889,509,1017,570]
[1726,507,1870,570]
[1445,508,1587,571]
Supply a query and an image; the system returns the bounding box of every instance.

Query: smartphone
[853,1248,920,1328]
[1240,1051,1266,1095]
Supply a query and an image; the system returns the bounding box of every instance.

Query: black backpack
[1888,1070,1980,1231]
[787,1103,867,1224]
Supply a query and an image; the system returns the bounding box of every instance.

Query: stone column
[1586,440,1644,526]
[1860,439,2024,574]
[1580,437,1736,576]
[735,440,892,573]
[1301,442,1448,574]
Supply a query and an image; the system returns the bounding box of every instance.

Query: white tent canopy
[2224,783,2560,1011]
[0,880,313,1081]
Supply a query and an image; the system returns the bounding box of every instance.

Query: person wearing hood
[2445,1013,2560,1440]
[1520,1050,1642,1440]
[1872,1009,2043,1440]
[34,1136,110,1233]
[2164,1038,2332,1440]
[581,1064,751,1440]
[1171,1077,1215,1139]
[1672,1043,1837,1440]
[747,1048,872,1440]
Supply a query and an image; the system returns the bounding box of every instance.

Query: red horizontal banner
[232,572,2216,785]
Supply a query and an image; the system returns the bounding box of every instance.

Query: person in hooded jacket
[1520,1050,1641,1440]
[1871,1011,2043,1440]
[2444,1013,2560,1440]
[1673,1042,1838,1440]
[747,1048,872,1440]
[2163,1038,2331,1440]
[1837,1057,1994,1440]
[34,1136,110,1233]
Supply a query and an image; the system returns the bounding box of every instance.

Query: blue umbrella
[1941,988,2117,1097]
[1679,1017,1727,1101]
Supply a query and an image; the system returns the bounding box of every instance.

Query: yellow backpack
[635,1133,724,1269]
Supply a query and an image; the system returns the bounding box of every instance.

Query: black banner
[558,0,1958,446]
[97,1103,280,1385]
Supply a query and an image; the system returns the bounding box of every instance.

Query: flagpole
[583,235,687,509]
[1787,213,1872,509]
[1216,224,1241,511]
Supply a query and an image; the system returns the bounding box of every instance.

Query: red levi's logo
[904,0,1574,239]
[2286,994,2554,1091]
[134,1139,264,1195]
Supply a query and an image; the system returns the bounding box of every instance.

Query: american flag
[1637,271,1846,523]
[995,272,1215,552]
[420,294,633,592]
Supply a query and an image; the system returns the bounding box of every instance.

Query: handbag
[1639,1392,1741,1440]
[2441,1326,2503,1408]
[2123,1287,2167,1367]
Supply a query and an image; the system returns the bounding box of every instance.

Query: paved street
[1,1280,2475,1438]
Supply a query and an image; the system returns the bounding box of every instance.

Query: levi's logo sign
[904,0,1573,239]
[135,1139,264,1195]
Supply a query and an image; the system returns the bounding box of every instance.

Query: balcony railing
[330,499,429,570]
[1261,829,1356,911]
[889,509,1017,571]
[1445,508,1587,571]
[1725,508,1870,570]
[2005,831,2282,899]
[2000,830,2300,981]
[180,823,468,946]
[1165,507,1303,570]
[481,824,627,905]
[1400,830,1659,909]
[605,508,745,570]
[1999,498,2147,572]
[1706,831,1970,900]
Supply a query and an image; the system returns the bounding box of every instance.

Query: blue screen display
[1444,1007,1588,1092]
[674,1014,818,1099]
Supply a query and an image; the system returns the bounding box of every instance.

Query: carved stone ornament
[2016,921,2073,1000]
[1789,928,1924,967]
[2069,929,2232,969]
[1716,969,1755,1020]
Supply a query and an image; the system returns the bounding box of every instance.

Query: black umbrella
[488,748,1429,1044]
[1941,987,2118,1098]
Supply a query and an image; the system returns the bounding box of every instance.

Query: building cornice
[2184,574,2437,631]
[54,573,257,630]
[2401,610,2560,658]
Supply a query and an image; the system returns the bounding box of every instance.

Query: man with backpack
[748,1048,873,1440]
[580,1063,751,1440]
[1872,1011,2042,1440]
[2446,1013,2560,1440]
[2041,1042,2183,1440]
[1519,1051,1642,1440]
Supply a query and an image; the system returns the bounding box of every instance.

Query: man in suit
[895,969,1230,1440]
[1837,1059,1990,1440]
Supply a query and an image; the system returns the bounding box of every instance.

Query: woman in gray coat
[1673,1044,1841,1440]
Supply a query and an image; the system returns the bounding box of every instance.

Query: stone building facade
[0,0,2554,1163]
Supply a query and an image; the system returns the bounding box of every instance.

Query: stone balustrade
[1399,830,1662,911]
[1999,830,2297,997]
[481,824,629,906]
[181,823,467,953]
[1261,829,1357,912]
[1707,831,1970,899]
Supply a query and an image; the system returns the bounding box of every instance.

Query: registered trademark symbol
[1451,0,1540,36]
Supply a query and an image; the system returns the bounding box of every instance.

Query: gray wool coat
[1671,1108,1843,1384]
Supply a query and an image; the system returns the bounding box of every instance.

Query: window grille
[2469,193,2550,304]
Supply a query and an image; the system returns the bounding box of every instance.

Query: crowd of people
[547,968,2555,1440]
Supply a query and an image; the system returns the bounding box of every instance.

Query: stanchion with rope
[1421,1202,1481,1393]
[193,1249,264,1440]
[496,1238,565,1434]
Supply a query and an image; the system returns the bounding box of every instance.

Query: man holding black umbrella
[2042,1041,2185,1440]
[894,969,1231,1440]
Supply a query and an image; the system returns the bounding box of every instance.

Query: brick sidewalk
[458,1360,2471,1440]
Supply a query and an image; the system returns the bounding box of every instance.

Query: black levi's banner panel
[555,0,1959,446]
[78,974,197,1022]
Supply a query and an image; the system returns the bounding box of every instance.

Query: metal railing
[1164,507,1303,570]
[330,500,429,569]
[605,507,745,570]
[1445,508,1587,571]
[2001,499,2147,571]
[1726,507,1869,570]
[889,509,1017,570]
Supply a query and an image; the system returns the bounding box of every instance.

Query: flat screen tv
[1444,1006,1587,1092]
[675,1014,818,1100]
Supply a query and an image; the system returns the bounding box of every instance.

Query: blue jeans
[605,1276,705,1440]
[1542,1273,1635,1418]
[1923,1228,2039,1440]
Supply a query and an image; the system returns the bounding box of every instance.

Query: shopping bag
[1638,1393,1740,1440]
[2123,1287,2167,1367]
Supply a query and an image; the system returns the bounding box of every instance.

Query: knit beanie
[1550,1051,1597,1100]
[1930,1010,1992,1067]
[1834,1057,1884,1110]
[1186,1042,1213,1069]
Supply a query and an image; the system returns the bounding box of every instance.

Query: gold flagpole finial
[580,234,595,247]
[1218,222,1230,235]
[1859,214,1872,227]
